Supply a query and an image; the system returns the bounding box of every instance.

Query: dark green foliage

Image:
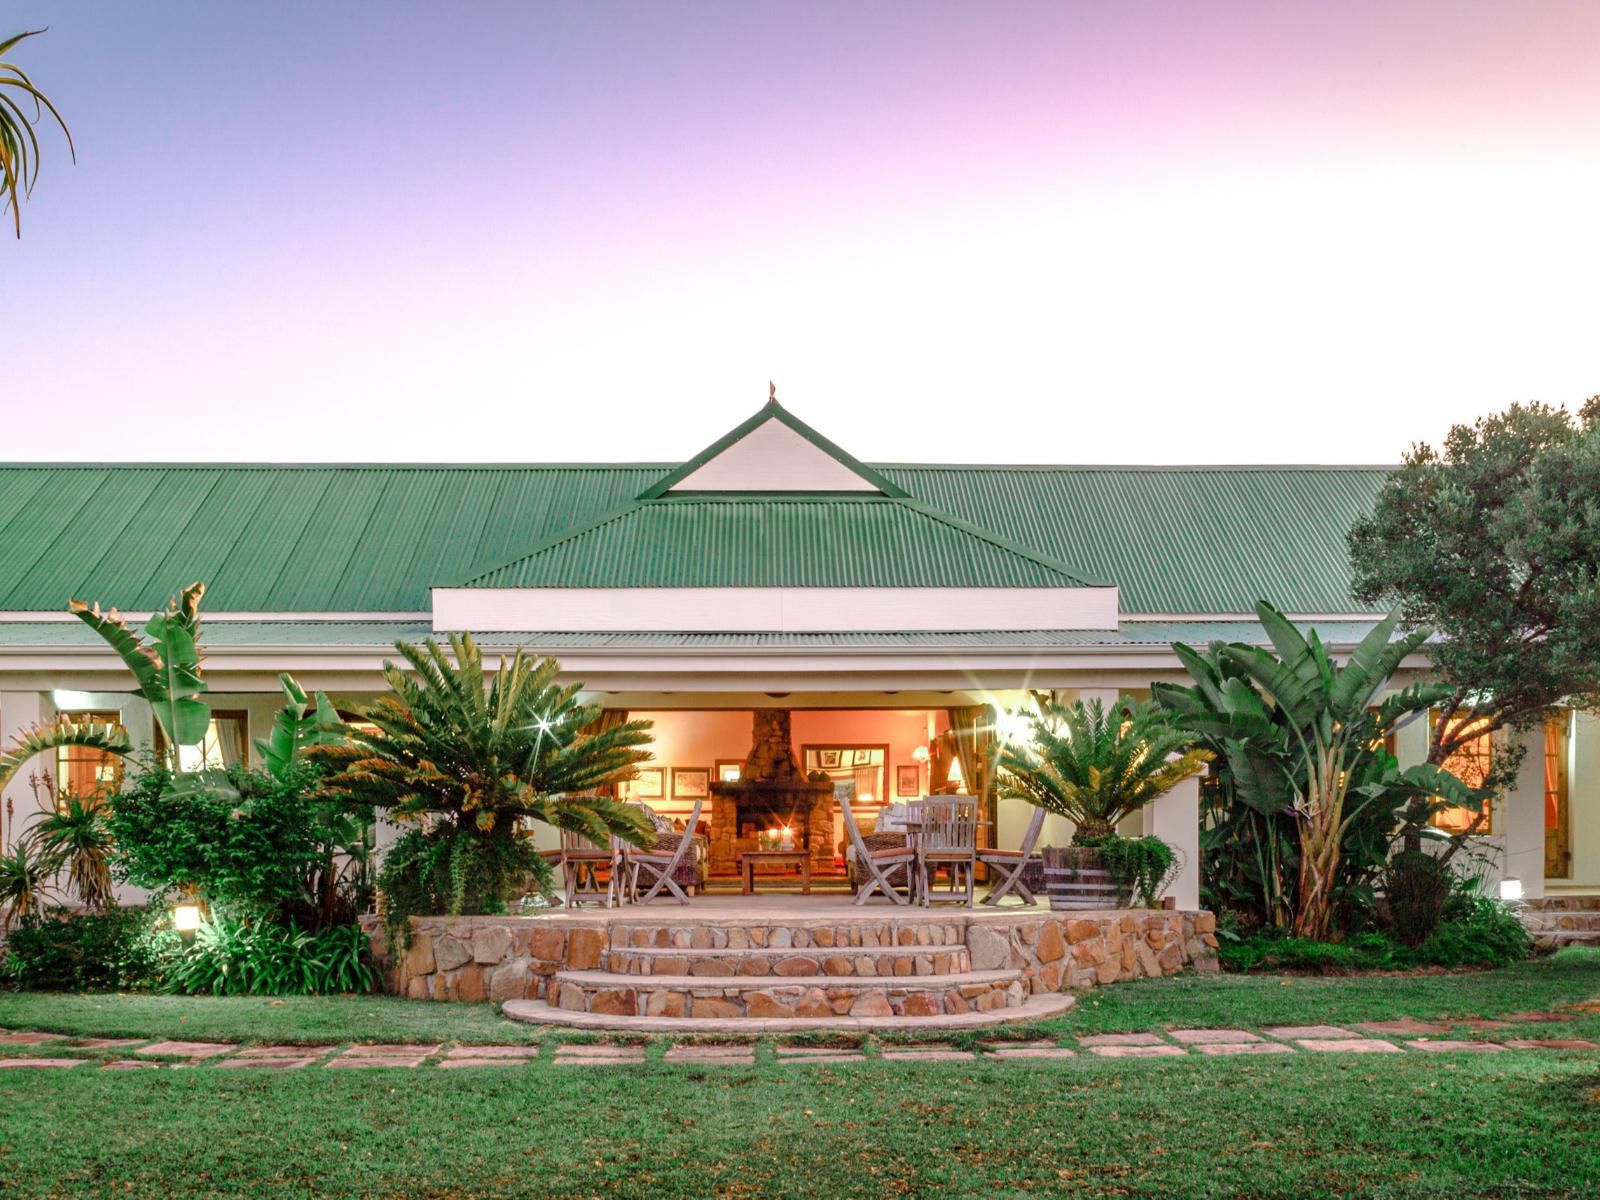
[377,826,551,948]
[1220,895,1532,974]
[0,906,166,991]
[1092,835,1179,908]
[164,917,375,996]
[1349,398,1600,846]
[1385,850,1454,946]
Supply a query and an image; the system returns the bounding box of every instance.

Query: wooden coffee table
[740,850,811,895]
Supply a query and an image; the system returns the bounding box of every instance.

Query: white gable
[668,418,880,492]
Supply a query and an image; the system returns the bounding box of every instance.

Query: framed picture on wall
[633,768,664,799]
[818,749,842,769]
[672,767,710,799]
[896,764,921,797]
[715,760,743,783]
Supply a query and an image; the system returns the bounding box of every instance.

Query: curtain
[214,716,244,769]
[948,705,997,850]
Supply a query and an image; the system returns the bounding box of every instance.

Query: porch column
[1142,775,1201,911]
[0,691,52,851]
[1499,726,1547,900]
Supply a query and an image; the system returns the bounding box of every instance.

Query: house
[0,399,1591,905]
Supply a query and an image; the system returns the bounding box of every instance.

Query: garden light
[173,901,203,939]
[1498,877,1524,902]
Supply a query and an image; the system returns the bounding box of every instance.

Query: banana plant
[1155,602,1488,940]
[0,584,213,788]
[255,673,345,780]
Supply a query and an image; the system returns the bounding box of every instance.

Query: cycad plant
[311,635,654,938]
[998,698,1212,845]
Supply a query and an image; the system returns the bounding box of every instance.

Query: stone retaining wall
[362,908,1219,1003]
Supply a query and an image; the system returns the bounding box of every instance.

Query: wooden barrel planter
[1041,847,1121,910]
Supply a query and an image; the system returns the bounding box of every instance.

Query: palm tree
[997,698,1212,845]
[311,635,655,923]
[1,29,73,237]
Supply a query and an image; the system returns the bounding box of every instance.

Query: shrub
[1420,892,1533,968]
[1384,850,1454,946]
[165,916,375,996]
[1,906,173,991]
[1094,835,1180,908]
[107,763,325,920]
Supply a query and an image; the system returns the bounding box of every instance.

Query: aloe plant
[1,30,73,236]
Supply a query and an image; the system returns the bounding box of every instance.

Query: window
[1545,710,1571,877]
[57,710,126,797]
[1428,712,1494,834]
[153,710,249,771]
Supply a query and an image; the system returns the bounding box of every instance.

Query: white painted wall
[1554,711,1600,892]
[432,585,1119,633]
[668,418,879,492]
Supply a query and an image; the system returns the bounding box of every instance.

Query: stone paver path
[4,1013,1598,1074]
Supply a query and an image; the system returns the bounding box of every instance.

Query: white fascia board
[0,611,422,623]
[430,586,1119,633]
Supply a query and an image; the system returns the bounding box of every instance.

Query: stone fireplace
[707,710,835,875]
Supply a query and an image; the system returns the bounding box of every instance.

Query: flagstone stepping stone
[1295,1038,1401,1053]
[1195,1042,1294,1057]
[777,1053,866,1064]
[1168,1028,1261,1044]
[342,1043,441,1056]
[1088,1044,1186,1058]
[1501,1011,1577,1023]
[0,1031,66,1045]
[0,1057,86,1068]
[1503,1038,1600,1050]
[72,1038,148,1050]
[553,1048,645,1065]
[103,1060,162,1071]
[979,1038,1059,1050]
[986,1047,1077,1059]
[1354,1019,1450,1036]
[879,1049,976,1061]
[664,1045,756,1064]
[1263,1025,1356,1040]
[776,1045,864,1057]
[1406,1039,1507,1053]
[1450,1019,1509,1032]
[233,1045,326,1060]
[136,1041,237,1059]
[220,1056,317,1069]
[439,1057,529,1069]
[1078,1033,1168,1047]
[328,1053,429,1069]
[552,1044,645,1059]
[444,1045,539,1059]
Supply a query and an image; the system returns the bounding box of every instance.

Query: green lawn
[4,952,1600,1198]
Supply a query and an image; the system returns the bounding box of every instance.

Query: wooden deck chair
[916,797,979,907]
[840,794,915,906]
[555,827,622,909]
[976,805,1046,906]
[625,796,703,905]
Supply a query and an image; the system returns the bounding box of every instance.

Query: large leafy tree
[311,636,655,930]
[1155,603,1484,940]
[1348,399,1600,847]
[997,698,1211,845]
[1,29,73,237]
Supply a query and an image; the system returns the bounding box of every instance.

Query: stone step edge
[606,945,968,959]
[555,968,1020,991]
[503,992,1073,1033]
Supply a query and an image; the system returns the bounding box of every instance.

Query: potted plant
[998,698,1210,911]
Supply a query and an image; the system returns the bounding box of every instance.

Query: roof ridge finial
[768,380,777,405]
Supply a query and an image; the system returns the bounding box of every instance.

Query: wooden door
[1545,712,1571,879]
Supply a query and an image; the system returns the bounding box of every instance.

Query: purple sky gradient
[4,1,1598,463]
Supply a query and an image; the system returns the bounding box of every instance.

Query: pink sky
[4,1,1598,463]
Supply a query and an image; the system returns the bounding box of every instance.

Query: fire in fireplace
[707,710,835,875]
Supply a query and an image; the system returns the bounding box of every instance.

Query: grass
[2,1053,1598,1197]
[6,948,1600,1047]
[3,951,1599,1198]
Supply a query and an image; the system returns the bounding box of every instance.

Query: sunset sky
[5,1,1598,464]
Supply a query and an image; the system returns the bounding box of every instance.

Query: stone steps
[605,944,972,978]
[504,990,1074,1033]
[1524,896,1600,912]
[549,967,1026,1020]
[1520,912,1600,931]
[1527,929,1600,949]
[606,919,965,952]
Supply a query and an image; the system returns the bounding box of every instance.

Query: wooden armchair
[915,797,979,907]
[977,805,1046,906]
[840,795,915,905]
[624,797,704,905]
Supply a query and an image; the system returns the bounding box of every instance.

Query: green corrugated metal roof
[461,496,1102,589]
[0,619,1383,650]
[0,462,1389,615]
